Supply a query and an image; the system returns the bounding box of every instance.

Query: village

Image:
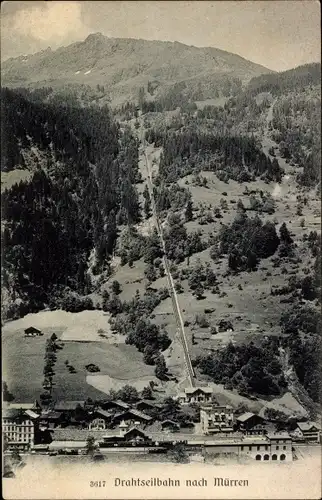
[3,383,321,464]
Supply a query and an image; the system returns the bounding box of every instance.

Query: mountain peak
[84,32,106,44]
[1,35,273,106]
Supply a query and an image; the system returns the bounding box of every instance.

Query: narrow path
[141,137,196,387]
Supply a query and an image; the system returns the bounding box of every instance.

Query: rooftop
[48,440,87,449]
[6,403,38,410]
[94,408,113,419]
[236,412,256,422]
[52,429,108,441]
[25,327,41,333]
[24,410,39,419]
[267,432,291,440]
[201,404,233,411]
[136,400,161,408]
[103,400,129,409]
[113,409,152,421]
[297,421,321,431]
[185,387,213,395]
[54,401,84,411]
[40,411,61,420]
[3,408,23,419]
[161,420,180,426]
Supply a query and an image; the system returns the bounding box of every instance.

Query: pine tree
[279,222,293,244]
[85,436,96,456]
[141,386,153,399]
[184,200,193,221]
[154,355,168,380]
[143,345,157,365]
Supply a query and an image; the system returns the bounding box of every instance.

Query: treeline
[196,93,270,134]
[138,77,243,113]
[247,63,321,96]
[272,90,320,186]
[145,128,283,183]
[1,88,141,318]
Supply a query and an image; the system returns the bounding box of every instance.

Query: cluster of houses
[3,386,321,462]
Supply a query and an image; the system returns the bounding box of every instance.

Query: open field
[2,310,155,402]
[2,310,111,334]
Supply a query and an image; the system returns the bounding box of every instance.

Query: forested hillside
[1,58,320,409]
[1,88,141,318]
[247,63,321,187]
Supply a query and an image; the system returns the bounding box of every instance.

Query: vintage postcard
[1,1,321,499]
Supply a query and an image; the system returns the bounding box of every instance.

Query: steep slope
[1,88,141,318]
[247,63,321,187]
[1,33,272,105]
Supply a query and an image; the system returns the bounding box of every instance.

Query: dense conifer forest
[1,88,141,318]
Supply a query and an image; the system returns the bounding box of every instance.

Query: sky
[1,0,321,71]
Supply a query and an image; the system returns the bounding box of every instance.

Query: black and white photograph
[1,1,321,498]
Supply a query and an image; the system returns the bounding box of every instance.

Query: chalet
[88,409,113,430]
[178,386,213,404]
[24,327,43,337]
[293,422,321,443]
[161,420,180,432]
[100,400,130,412]
[136,400,161,413]
[2,408,39,451]
[39,411,61,430]
[112,409,153,427]
[236,413,269,434]
[100,423,153,448]
[200,404,234,435]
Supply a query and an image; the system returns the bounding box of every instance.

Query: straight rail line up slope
[141,141,196,387]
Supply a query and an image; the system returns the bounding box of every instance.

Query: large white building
[2,407,39,451]
[200,404,234,434]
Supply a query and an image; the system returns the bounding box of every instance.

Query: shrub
[195,314,210,328]
[85,364,100,373]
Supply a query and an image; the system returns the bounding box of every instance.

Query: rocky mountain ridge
[1,33,273,105]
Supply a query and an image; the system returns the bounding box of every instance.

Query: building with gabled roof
[2,408,38,450]
[39,411,61,430]
[24,327,43,337]
[100,400,130,411]
[293,422,321,443]
[236,412,270,434]
[136,400,161,412]
[161,420,180,432]
[88,409,114,430]
[178,386,213,404]
[112,408,153,426]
